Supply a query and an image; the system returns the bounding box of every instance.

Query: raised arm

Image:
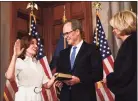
[5,39,24,79]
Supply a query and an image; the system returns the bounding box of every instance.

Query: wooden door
[43,1,93,62]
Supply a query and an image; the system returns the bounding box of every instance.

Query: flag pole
[26,1,38,35]
[93,2,102,46]
[62,5,67,49]
[93,2,103,89]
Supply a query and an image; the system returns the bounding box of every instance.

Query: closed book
[55,73,72,81]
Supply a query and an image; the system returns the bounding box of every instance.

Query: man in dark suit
[56,19,103,101]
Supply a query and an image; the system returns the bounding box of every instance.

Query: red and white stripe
[96,55,115,101]
[4,80,17,101]
[39,56,57,101]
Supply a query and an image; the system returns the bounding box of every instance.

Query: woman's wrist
[13,53,18,58]
[12,54,18,59]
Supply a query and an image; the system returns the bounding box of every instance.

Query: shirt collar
[24,55,37,63]
[74,40,83,49]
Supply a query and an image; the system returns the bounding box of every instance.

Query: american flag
[3,14,57,101]
[93,13,115,101]
[29,14,57,101]
[3,80,17,101]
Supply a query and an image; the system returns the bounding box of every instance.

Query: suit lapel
[66,47,72,71]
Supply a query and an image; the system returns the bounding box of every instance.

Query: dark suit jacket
[106,32,137,101]
[57,41,103,101]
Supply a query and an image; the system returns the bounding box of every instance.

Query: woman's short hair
[110,10,136,35]
[18,35,37,59]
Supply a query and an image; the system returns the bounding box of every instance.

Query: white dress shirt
[70,40,83,60]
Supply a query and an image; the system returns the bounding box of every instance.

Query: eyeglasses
[62,30,74,37]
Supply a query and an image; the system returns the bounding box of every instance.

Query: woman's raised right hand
[13,39,24,57]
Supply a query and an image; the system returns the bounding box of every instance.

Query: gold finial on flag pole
[62,5,67,49]
[93,2,102,46]
[26,1,38,35]
[93,2,102,11]
[26,1,38,13]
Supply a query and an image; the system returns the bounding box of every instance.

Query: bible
[55,73,72,81]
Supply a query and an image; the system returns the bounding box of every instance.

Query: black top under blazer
[57,41,103,101]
